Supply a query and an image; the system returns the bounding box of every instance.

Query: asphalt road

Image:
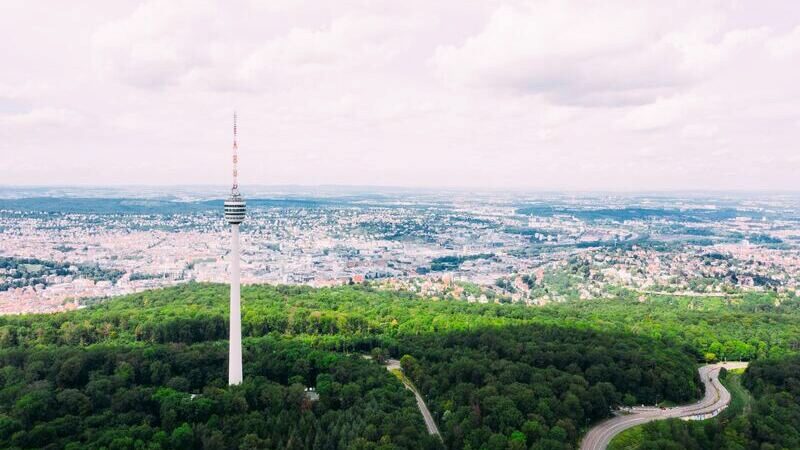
[580,361,749,450]
[385,359,442,438]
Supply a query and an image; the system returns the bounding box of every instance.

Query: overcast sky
[1,0,799,190]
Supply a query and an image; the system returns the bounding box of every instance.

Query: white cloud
[92,0,221,88]
[618,95,699,131]
[431,2,774,107]
[681,124,719,139]
[433,3,671,105]
[767,25,800,58]
[237,13,419,88]
[1,0,799,190]
[0,107,83,128]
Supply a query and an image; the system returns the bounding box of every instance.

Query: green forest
[0,283,799,449]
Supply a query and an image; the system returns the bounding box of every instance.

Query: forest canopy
[0,283,799,449]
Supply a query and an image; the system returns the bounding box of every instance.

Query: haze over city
[2,0,799,190]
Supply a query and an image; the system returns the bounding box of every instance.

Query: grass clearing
[607,426,644,450]
[719,369,752,419]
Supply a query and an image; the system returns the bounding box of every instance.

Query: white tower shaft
[229,223,243,385]
[225,112,245,386]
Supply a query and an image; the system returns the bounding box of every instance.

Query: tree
[170,423,194,449]
[57,356,85,387]
[370,347,388,364]
[400,355,422,381]
[56,389,91,416]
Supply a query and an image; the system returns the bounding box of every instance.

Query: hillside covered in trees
[0,283,799,449]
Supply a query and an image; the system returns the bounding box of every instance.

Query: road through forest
[580,361,749,450]
[384,359,442,439]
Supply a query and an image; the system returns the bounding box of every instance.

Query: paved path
[580,361,749,450]
[385,359,442,438]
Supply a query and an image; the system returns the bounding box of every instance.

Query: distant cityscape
[2,187,800,314]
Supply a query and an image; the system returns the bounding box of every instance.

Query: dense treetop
[2,284,798,361]
[0,283,799,449]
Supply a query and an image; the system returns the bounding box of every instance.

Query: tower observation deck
[224,194,246,224]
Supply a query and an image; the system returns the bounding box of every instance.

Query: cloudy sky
[1,0,799,190]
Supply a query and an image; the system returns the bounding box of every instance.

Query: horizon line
[2,184,800,197]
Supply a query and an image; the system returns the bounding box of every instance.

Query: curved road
[581,361,749,450]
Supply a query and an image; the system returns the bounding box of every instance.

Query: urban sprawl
[2,191,799,314]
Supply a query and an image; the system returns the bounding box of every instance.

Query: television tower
[224,112,246,385]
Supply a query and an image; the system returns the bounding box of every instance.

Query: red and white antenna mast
[232,112,239,193]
